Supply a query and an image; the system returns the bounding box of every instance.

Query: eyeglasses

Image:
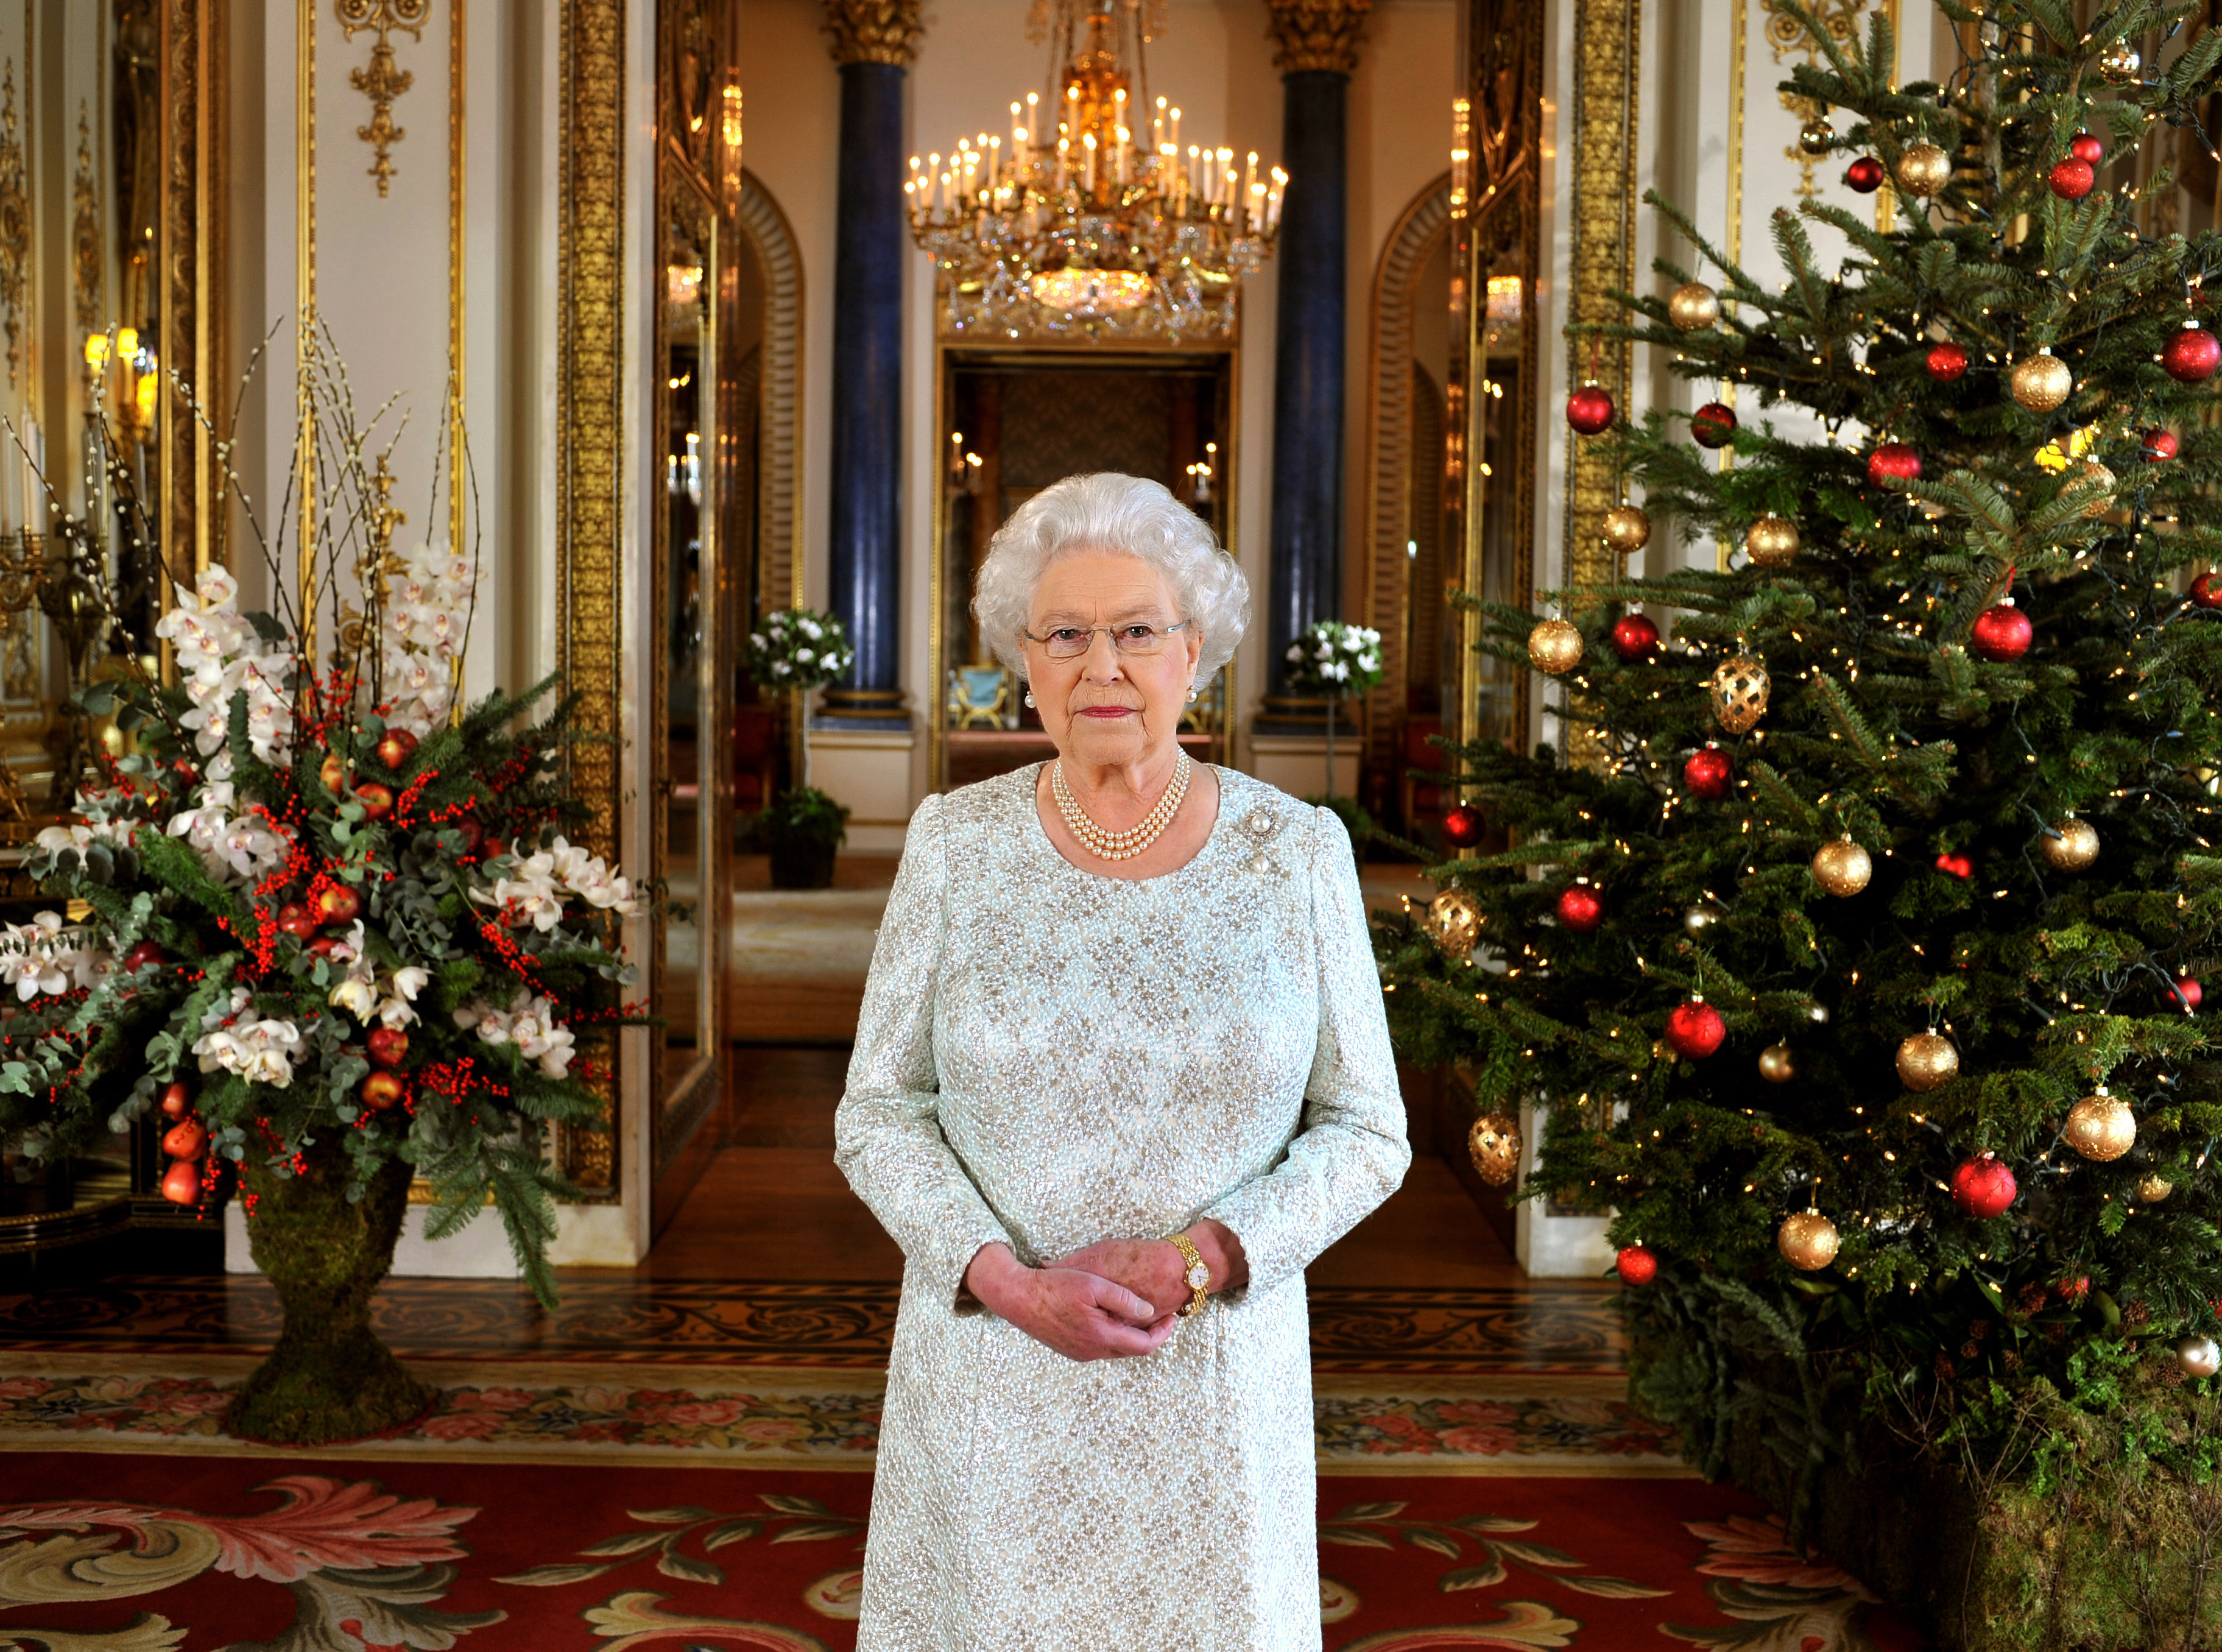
[1021,620,1190,661]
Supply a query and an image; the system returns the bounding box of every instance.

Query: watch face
[1185,1262,1209,1290]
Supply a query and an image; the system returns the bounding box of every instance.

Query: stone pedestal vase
[223,1146,431,1445]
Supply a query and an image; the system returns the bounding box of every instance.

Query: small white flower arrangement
[746,607,855,693]
[1283,620,1385,699]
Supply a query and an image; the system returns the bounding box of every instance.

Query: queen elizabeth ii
[835,471,1409,1650]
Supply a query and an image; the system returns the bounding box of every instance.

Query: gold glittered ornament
[1708,654,1771,735]
[2070,459,2117,519]
[1896,1032,1959,1092]
[1603,503,1652,554]
[1528,618,1583,676]
[1759,1043,1796,1084]
[1425,888,1482,960]
[1744,515,1801,568]
[1668,281,1721,330]
[1777,1210,1841,1271]
[2063,1087,2136,1162]
[1467,1112,1523,1187]
[1896,141,1952,196]
[2139,1171,2174,1203]
[2009,350,2073,413]
[2040,817,2100,872]
[1811,836,1873,897]
[1797,116,1834,157]
[2098,40,2142,83]
[2181,1336,2221,1378]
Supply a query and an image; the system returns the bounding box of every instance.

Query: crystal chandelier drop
[907,0,1284,342]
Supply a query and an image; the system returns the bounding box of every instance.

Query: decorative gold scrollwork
[1761,0,1868,198]
[336,0,431,197]
[71,107,101,341]
[0,66,25,387]
[1262,0,1371,75]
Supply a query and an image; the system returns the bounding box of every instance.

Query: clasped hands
[962,1220,1249,1363]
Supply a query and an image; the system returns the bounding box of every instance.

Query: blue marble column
[821,3,920,722]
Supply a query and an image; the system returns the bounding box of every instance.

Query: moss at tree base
[224,1148,432,1447]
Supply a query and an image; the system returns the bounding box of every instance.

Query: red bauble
[277,902,319,940]
[158,1081,192,1120]
[1556,886,1604,933]
[1868,443,1922,487]
[1566,384,1616,435]
[1935,852,1974,879]
[1925,342,1968,382]
[2176,975,2204,1011]
[1970,601,2033,662]
[2143,426,2181,463]
[2194,573,2222,610]
[367,1026,410,1069]
[361,1071,406,1112]
[1615,1244,1659,1287]
[161,1120,206,1161]
[2164,325,2222,384]
[1691,402,1738,450]
[354,782,395,821]
[1666,1000,1727,1059]
[121,941,168,973]
[316,884,364,926]
[1443,803,1486,848]
[2047,157,2095,200]
[2070,131,2105,164]
[159,1160,203,1205]
[1951,1153,2018,1218]
[375,728,419,771]
[1611,613,1660,662]
[1684,747,1735,800]
[1844,156,1885,193]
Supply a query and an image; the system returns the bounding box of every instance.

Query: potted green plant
[744,606,855,890]
[1283,618,1384,848]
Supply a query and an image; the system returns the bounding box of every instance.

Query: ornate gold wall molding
[0,65,23,387]
[738,171,803,612]
[70,106,100,342]
[158,0,225,577]
[820,0,921,69]
[1262,0,1371,74]
[1561,0,1639,599]
[556,0,625,1199]
[336,0,429,197]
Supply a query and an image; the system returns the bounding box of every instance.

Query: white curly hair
[972,473,1250,683]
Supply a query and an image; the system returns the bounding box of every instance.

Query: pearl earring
[1025,691,1036,707]
[1187,687,1199,703]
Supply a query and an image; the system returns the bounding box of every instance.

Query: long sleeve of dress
[1203,805,1411,1297]
[835,793,1015,1313]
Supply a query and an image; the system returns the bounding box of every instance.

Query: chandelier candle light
[908,0,1283,339]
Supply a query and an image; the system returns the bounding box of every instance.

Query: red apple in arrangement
[277,903,319,939]
[121,941,168,973]
[454,817,485,855]
[319,752,348,795]
[354,782,395,822]
[160,1160,203,1204]
[366,1027,410,1069]
[161,1119,206,1160]
[316,884,364,926]
[158,1081,192,1120]
[375,728,419,771]
[308,936,340,958]
[361,1071,406,1112]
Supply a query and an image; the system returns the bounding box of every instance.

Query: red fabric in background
[0,1452,1925,1649]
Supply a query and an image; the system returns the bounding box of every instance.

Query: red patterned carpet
[0,1450,1925,1650]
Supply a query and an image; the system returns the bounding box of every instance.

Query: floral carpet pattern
[0,1456,1925,1650]
[0,1366,1679,1473]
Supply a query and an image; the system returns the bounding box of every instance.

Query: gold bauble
[2181,1336,2222,1378]
[1668,281,1721,331]
[2008,350,2073,414]
[1467,1112,1523,1187]
[1528,618,1584,676]
[1744,515,1801,568]
[2099,40,2142,84]
[1603,503,1652,554]
[1896,1032,1959,1093]
[1896,141,1952,197]
[1759,1043,1796,1084]
[2139,1171,2174,1203]
[1425,888,1482,960]
[1811,836,1873,897]
[1797,116,1834,157]
[2040,817,2100,872]
[2063,1089,2136,1162]
[1708,654,1771,735]
[2070,459,2117,519]
[1777,1210,1841,1271]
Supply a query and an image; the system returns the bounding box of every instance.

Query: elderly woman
[835,471,1409,1650]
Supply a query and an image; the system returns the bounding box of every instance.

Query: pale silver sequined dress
[835,764,1409,1651]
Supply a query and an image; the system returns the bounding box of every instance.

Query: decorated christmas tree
[1381,4,2222,1640]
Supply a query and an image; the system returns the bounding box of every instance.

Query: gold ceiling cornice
[820,0,922,69]
[1263,0,1371,76]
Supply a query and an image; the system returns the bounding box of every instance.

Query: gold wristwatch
[1169,1232,1211,1317]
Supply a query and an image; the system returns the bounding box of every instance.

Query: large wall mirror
[0,0,224,1277]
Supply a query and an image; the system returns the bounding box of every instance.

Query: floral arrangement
[744,605,854,694]
[0,539,638,1305]
[1282,619,1384,700]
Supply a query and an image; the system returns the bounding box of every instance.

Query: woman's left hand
[1051,1220,1249,1314]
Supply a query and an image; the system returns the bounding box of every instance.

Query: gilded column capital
[822,0,922,68]
[1263,0,1370,76]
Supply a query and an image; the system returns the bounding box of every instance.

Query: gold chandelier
[908,0,1283,341]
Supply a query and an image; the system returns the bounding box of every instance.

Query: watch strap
[1169,1232,1210,1317]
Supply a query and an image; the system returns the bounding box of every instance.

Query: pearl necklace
[1052,752,1193,862]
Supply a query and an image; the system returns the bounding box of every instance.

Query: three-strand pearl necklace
[1052,752,1193,862]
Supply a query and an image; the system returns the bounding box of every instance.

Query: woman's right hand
[963,1241,1177,1361]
